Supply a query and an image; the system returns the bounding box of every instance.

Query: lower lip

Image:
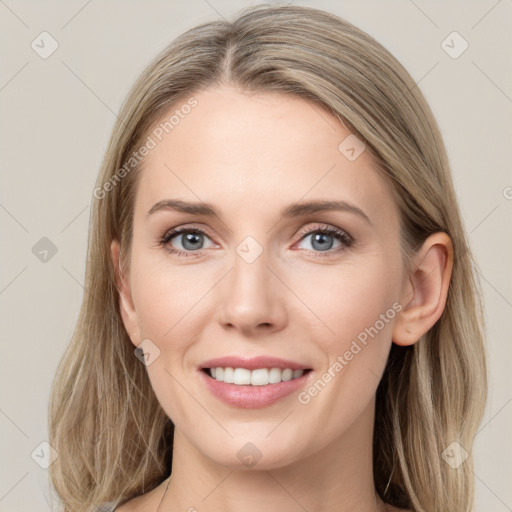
[198,369,312,409]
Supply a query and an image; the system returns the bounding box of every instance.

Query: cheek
[129,259,209,423]
[131,256,209,340]
[293,256,401,424]
[290,256,400,347]
[290,255,400,419]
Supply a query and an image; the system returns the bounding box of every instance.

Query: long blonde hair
[48,5,487,511]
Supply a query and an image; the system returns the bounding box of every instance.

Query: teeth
[210,367,305,385]
[223,367,234,383]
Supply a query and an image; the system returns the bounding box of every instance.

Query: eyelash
[157,224,353,259]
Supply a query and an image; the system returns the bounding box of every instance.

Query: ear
[392,232,453,346]
[111,239,139,347]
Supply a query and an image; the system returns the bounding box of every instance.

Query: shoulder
[94,475,171,511]
[113,476,170,511]
[108,490,159,512]
[94,484,160,512]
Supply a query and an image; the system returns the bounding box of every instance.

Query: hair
[48,4,487,511]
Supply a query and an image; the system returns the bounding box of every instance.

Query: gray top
[95,502,118,512]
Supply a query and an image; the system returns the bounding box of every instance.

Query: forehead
[134,86,398,227]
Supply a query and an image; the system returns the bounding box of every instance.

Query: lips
[198,355,313,408]
[199,355,311,371]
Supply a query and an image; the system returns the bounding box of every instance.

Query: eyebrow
[147,199,372,225]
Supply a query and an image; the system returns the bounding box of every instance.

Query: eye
[294,225,353,256]
[158,227,215,256]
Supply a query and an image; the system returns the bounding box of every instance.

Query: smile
[198,356,314,408]
[205,367,311,386]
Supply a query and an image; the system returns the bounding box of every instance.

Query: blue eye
[296,227,352,254]
[159,228,214,256]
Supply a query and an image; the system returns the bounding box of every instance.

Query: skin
[111,85,453,512]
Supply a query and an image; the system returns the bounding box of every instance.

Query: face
[115,85,409,469]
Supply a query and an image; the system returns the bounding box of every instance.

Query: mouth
[198,355,314,409]
[202,367,313,386]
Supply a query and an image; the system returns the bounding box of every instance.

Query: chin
[200,435,306,471]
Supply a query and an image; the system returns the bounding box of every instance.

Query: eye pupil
[182,232,203,250]
[311,232,334,251]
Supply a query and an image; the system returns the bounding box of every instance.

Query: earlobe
[110,239,139,346]
[392,232,453,347]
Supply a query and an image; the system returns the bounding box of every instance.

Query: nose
[216,248,288,337]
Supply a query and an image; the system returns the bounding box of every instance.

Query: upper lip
[199,355,311,371]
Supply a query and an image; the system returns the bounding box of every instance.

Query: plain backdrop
[1,1,511,510]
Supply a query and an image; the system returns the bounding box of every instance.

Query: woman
[48,4,487,511]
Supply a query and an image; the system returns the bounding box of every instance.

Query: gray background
[1,0,511,510]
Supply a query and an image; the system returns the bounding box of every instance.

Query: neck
[162,398,386,512]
